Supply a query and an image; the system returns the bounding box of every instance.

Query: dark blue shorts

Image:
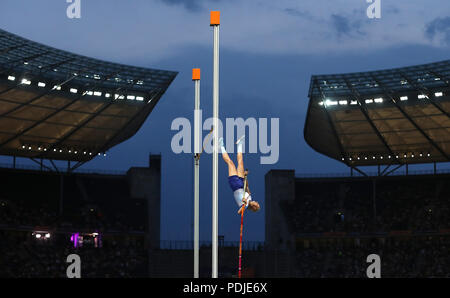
[228,175,244,192]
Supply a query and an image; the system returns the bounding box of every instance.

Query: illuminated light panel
[324,99,338,106]
[21,79,31,85]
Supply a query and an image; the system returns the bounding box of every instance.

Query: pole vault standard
[210,10,220,279]
[192,68,201,278]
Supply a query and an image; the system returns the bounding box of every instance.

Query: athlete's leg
[236,135,245,177]
[219,137,238,177]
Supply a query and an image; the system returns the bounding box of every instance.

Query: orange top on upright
[192,68,201,81]
[210,11,220,26]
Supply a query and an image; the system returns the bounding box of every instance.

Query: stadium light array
[21,79,31,85]
[348,152,435,161]
[325,99,338,106]
[5,75,146,102]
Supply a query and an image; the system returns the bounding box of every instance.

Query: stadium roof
[0,29,177,164]
[304,59,450,168]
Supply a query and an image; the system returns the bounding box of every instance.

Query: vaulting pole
[192,68,201,278]
[238,173,248,278]
[238,208,244,278]
[210,10,220,278]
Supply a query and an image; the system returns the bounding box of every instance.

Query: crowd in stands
[294,235,450,277]
[282,175,450,233]
[0,199,146,232]
[0,174,149,277]
[0,230,148,278]
[279,174,450,277]
[0,165,154,278]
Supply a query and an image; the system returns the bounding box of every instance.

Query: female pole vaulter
[218,135,261,213]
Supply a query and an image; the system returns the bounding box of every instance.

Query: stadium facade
[261,59,450,277]
[0,28,173,277]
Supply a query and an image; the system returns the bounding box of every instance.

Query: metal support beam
[372,179,377,224]
[49,159,59,173]
[380,164,392,176]
[210,11,220,279]
[350,166,368,177]
[29,157,53,172]
[384,164,403,176]
[60,174,64,216]
[193,68,201,278]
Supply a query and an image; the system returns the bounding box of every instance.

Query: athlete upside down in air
[219,136,261,213]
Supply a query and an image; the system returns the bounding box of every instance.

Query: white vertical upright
[210,10,220,279]
[192,68,201,278]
